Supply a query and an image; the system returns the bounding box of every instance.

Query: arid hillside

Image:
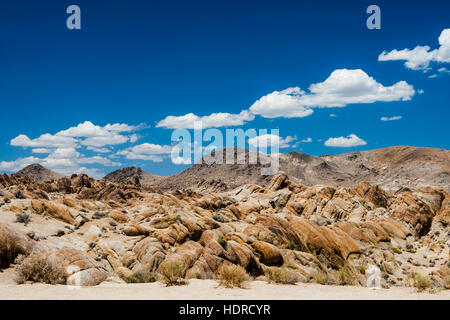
[102,146,449,193]
[0,171,448,290]
[16,164,64,183]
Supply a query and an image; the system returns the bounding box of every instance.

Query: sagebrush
[15,250,67,284]
[217,264,249,288]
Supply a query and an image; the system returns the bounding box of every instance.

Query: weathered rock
[251,241,283,266]
[43,201,75,224]
[110,210,130,223]
[0,223,34,268]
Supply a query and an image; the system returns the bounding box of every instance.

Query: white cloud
[5,121,145,177]
[117,143,172,162]
[380,116,402,121]
[129,134,139,143]
[249,87,314,119]
[11,134,78,148]
[248,134,296,149]
[417,89,424,94]
[378,28,450,71]
[0,157,42,172]
[329,113,337,117]
[156,110,255,129]
[57,121,140,137]
[428,74,438,79]
[249,69,414,118]
[32,148,52,154]
[171,156,192,165]
[300,137,312,143]
[438,67,450,73]
[324,134,367,147]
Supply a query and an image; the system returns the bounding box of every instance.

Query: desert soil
[0,275,448,300]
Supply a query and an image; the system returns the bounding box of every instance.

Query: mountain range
[12,145,450,193]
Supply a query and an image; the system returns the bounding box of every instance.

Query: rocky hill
[16,164,64,183]
[102,167,164,186]
[140,146,449,193]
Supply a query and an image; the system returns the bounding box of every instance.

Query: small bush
[217,264,249,288]
[3,196,11,204]
[16,213,31,225]
[312,271,327,285]
[265,267,298,285]
[332,266,357,285]
[196,272,202,279]
[391,247,401,254]
[217,236,227,245]
[410,273,433,292]
[15,250,67,284]
[158,261,187,286]
[125,271,157,283]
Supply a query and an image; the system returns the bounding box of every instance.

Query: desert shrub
[332,266,357,285]
[217,236,227,246]
[265,267,298,285]
[441,267,450,289]
[391,247,401,254]
[359,266,367,275]
[196,272,202,279]
[410,273,433,292]
[16,213,31,225]
[158,261,187,286]
[0,234,27,269]
[125,271,157,283]
[3,196,11,204]
[312,271,327,285]
[217,264,249,288]
[15,250,67,284]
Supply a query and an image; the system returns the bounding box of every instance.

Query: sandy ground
[0,276,448,300]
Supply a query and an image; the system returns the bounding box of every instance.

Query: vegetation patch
[158,261,188,286]
[217,264,249,288]
[265,267,298,285]
[15,250,67,285]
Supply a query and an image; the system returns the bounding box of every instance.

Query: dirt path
[0,279,448,300]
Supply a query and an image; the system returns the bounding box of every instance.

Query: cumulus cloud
[4,121,146,177]
[156,110,255,129]
[381,116,402,121]
[247,134,296,149]
[10,121,144,150]
[117,143,172,162]
[249,69,414,118]
[324,134,367,147]
[11,134,78,148]
[378,28,450,71]
[300,137,312,143]
[0,147,121,179]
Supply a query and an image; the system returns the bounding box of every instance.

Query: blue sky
[0,0,449,178]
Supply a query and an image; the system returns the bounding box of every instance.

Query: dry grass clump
[312,271,327,285]
[439,265,450,289]
[0,234,27,269]
[265,267,298,285]
[217,264,249,288]
[15,250,67,284]
[331,266,358,285]
[125,271,158,283]
[410,272,433,292]
[157,261,188,286]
